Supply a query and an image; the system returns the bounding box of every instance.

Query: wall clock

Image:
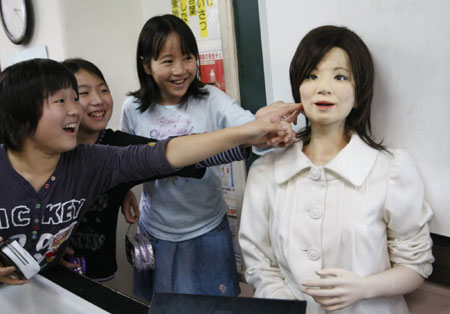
[0,0,32,44]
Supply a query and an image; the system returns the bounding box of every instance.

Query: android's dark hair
[62,58,107,83]
[0,58,78,151]
[129,14,208,112]
[289,25,385,151]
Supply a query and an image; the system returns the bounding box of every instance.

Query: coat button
[309,167,321,180]
[307,247,321,260]
[309,208,322,219]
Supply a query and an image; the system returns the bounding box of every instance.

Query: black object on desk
[148,293,307,314]
[41,265,149,314]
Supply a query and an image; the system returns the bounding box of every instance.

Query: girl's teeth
[90,111,105,117]
[63,123,77,131]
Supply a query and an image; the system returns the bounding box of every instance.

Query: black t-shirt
[69,129,205,279]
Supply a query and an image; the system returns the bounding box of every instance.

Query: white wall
[0,0,65,66]
[259,0,450,237]
[56,0,143,129]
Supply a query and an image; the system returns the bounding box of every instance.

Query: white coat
[239,134,434,314]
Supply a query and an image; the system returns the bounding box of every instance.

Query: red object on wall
[199,51,226,92]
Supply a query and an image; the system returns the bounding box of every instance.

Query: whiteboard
[259,0,450,237]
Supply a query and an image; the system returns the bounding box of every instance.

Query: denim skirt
[133,215,240,302]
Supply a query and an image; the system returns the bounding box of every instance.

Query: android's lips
[314,102,335,109]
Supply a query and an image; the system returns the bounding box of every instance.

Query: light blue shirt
[120,85,255,241]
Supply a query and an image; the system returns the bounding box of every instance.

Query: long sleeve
[239,155,296,299]
[384,149,434,278]
[195,146,251,168]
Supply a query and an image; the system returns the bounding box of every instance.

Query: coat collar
[274,134,379,187]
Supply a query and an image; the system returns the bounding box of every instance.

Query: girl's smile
[144,32,197,106]
[75,69,113,138]
[25,87,81,154]
[63,122,78,133]
[88,110,107,119]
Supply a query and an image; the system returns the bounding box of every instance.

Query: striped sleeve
[195,146,252,168]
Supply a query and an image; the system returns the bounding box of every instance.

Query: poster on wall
[171,0,221,40]
[199,50,225,92]
[171,0,226,91]
[221,163,235,199]
[7,45,48,66]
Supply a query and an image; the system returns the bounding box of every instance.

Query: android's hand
[301,268,367,311]
[121,190,140,223]
[0,237,29,285]
[255,101,302,148]
[59,246,79,270]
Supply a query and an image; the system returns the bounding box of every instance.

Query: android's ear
[140,56,151,75]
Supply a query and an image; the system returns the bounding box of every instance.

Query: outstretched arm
[166,102,300,168]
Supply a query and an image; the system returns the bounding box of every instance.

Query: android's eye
[335,74,348,81]
[306,74,318,80]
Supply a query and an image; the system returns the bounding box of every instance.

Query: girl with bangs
[121,14,301,300]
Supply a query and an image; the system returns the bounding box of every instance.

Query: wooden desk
[405,281,450,314]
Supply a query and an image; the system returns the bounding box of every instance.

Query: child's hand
[255,101,302,125]
[255,101,302,147]
[121,190,140,223]
[241,119,292,146]
[0,265,29,285]
[0,237,29,285]
[301,268,367,311]
[59,246,80,270]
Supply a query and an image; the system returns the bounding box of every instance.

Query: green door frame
[232,0,266,114]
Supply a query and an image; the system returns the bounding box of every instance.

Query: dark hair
[0,58,78,151]
[289,25,385,151]
[62,58,107,82]
[129,14,208,112]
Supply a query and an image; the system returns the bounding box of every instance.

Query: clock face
[0,0,28,44]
